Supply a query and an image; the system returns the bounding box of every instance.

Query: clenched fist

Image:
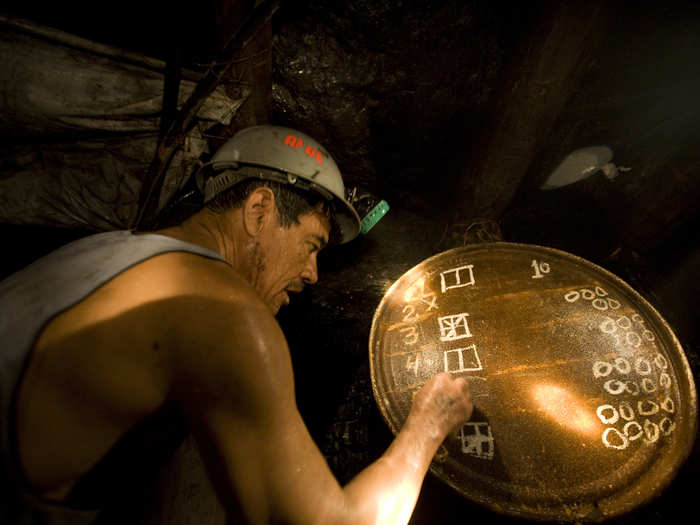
[408,373,473,441]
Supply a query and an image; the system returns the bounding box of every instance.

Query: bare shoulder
[130,250,253,300]
[138,253,295,412]
[132,251,282,349]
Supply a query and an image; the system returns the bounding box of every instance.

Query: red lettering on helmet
[284,135,304,149]
[285,135,324,164]
[304,146,324,165]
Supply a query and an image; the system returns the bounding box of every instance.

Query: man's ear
[242,187,276,237]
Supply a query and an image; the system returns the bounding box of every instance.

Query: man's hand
[407,373,473,440]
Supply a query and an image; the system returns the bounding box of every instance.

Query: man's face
[254,207,331,314]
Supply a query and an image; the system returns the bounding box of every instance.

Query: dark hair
[206,169,340,242]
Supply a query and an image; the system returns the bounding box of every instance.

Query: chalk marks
[593,351,677,450]
[564,285,620,311]
[530,259,551,279]
[593,361,613,378]
[400,325,419,346]
[660,395,675,413]
[659,372,672,389]
[659,417,676,435]
[602,427,628,450]
[440,265,475,293]
[623,421,643,441]
[643,419,660,443]
[406,353,421,377]
[438,313,472,342]
[598,311,657,351]
[593,354,669,380]
[654,354,668,369]
[603,379,627,395]
[393,271,486,382]
[637,399,659,416]
[443,344,483,373]
[458,422,495,460]
[403,276,439,312]
[597,404,619,425]
[597,400,673,449]
[600,420,661,449]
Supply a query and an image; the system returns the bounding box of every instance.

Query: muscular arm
[171,291,472,525]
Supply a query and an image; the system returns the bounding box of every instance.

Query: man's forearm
[341,412,444,525]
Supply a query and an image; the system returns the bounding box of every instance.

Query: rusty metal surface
[369,242,697,522]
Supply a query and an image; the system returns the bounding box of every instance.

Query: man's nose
[301,254,319,285]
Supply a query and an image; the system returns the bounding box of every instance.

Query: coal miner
[0,125,473,524]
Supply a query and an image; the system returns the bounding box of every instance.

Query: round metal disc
[369,243,697,522]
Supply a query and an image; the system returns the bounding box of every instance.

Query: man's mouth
[278,282,304,309]
[285,282,305,295]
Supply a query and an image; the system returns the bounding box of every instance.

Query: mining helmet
[196,125,361,244]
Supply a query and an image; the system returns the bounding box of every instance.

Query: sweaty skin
[15,187,473,524]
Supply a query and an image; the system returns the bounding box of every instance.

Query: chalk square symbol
[458,422,495,460]
[440,265,475,293]
[438,313,472,341]
[443,344,483,373]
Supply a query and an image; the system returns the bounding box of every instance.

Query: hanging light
[540,145,621,190]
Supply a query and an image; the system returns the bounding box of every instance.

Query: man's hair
[205,168,340,242]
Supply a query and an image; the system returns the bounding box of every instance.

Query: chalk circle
[660,417,676,436]
[619,402,635,421]
[595,286,608,297]
[624,421,643,441]
[602,427,628,450]
[593,361,613,378]
[637,399,659,416]
[625,381,640,395]
[659,373,672,389]
[614,357,631,374]
[600,317,617,334]
[607,298,621,309]
[635,357,652,375]
[643,419,660,443]
[564,290,580,303]
[654,353,668,369]
[604,379,626,395]
[641,378,657,394]
[626,332,642,348]
[581,288,595,300]
[643,330,656,342]
[617,316,632,330]
[592,298,609,311]
[597,404,619,425]
[632,313,644,324]
[661,396,675,413]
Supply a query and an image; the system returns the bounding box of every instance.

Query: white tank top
[0,230,228,524]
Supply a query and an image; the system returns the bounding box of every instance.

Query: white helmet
[196,125,361,244]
